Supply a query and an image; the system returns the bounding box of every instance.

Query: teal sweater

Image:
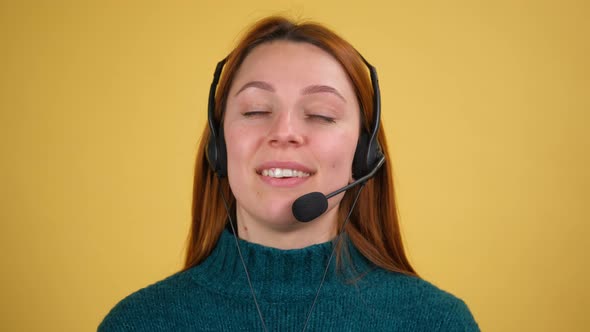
[99,230,479,331]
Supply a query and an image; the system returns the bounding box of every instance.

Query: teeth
[260,168,310,178]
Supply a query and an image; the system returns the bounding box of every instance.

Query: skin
[223,41,360,249]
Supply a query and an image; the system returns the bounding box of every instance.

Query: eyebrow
[301,84,346,103]
[234,81,346,103]
[235,81,275,96]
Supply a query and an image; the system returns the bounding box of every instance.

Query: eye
[242,110,271,117]
[306,114,336,123]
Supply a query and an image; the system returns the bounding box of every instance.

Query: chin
[259,204,299,226]
[235,198,296,224]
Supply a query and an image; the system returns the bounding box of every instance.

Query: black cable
[301,183,366,332]
[219,188,269,332]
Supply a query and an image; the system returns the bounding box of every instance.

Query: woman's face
[223,41,360,240]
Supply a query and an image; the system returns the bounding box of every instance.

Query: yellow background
[1,1,588,331]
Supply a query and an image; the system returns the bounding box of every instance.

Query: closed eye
[243,111,271,117]
[306,114,336,123]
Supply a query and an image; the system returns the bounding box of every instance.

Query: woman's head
[223,40,361,246]
[186,16,416,276]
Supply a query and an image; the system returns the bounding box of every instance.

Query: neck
[235,207,339,249]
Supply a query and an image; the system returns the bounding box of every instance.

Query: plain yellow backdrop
[1,0,588,331]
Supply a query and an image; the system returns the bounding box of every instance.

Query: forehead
[230,41,356,96]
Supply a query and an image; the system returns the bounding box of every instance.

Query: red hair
[184,16,417,277]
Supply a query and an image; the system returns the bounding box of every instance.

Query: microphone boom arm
[325,156,385,200]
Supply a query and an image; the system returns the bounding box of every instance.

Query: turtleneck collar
[188,229,374,302]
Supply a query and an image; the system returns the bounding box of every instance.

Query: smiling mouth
[259,168,311,178]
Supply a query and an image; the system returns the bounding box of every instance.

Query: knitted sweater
[99,230,479,331]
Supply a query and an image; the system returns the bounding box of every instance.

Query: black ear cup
[352,131,383,180]
[206,125,228,177]
[215,126,227,177]
[352,132,369,179]
[206,131,218,171]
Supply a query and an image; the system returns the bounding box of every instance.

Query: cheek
[225,126,250,161]
[224,131,251,202]
[224,127,254,185]
[317,131,358,174]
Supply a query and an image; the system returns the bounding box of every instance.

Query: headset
[206,54,384,181]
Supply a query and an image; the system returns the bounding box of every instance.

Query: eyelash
[306,114,336,123]
[242,111,270,117]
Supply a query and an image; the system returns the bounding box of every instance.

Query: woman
[99,16,479,331]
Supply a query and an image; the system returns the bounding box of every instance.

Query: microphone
[292,157,385,222]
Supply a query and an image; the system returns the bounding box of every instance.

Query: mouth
[259,168,311,178]
[255,162,315,186]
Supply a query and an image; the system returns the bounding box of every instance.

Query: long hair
[184,16,417,277]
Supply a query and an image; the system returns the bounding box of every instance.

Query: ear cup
[352,131,369,179]
[206,124,228,177]
[215,126,228,177]
[206,131,218,172]
[352,131,383,180]
[366,134,383,175]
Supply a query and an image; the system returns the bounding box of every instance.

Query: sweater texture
[99,230,479,331]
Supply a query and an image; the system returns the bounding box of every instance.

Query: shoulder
[357,270,479,331]
[98,270,198,331]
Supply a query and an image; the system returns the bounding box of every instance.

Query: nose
[267,111,305,148]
